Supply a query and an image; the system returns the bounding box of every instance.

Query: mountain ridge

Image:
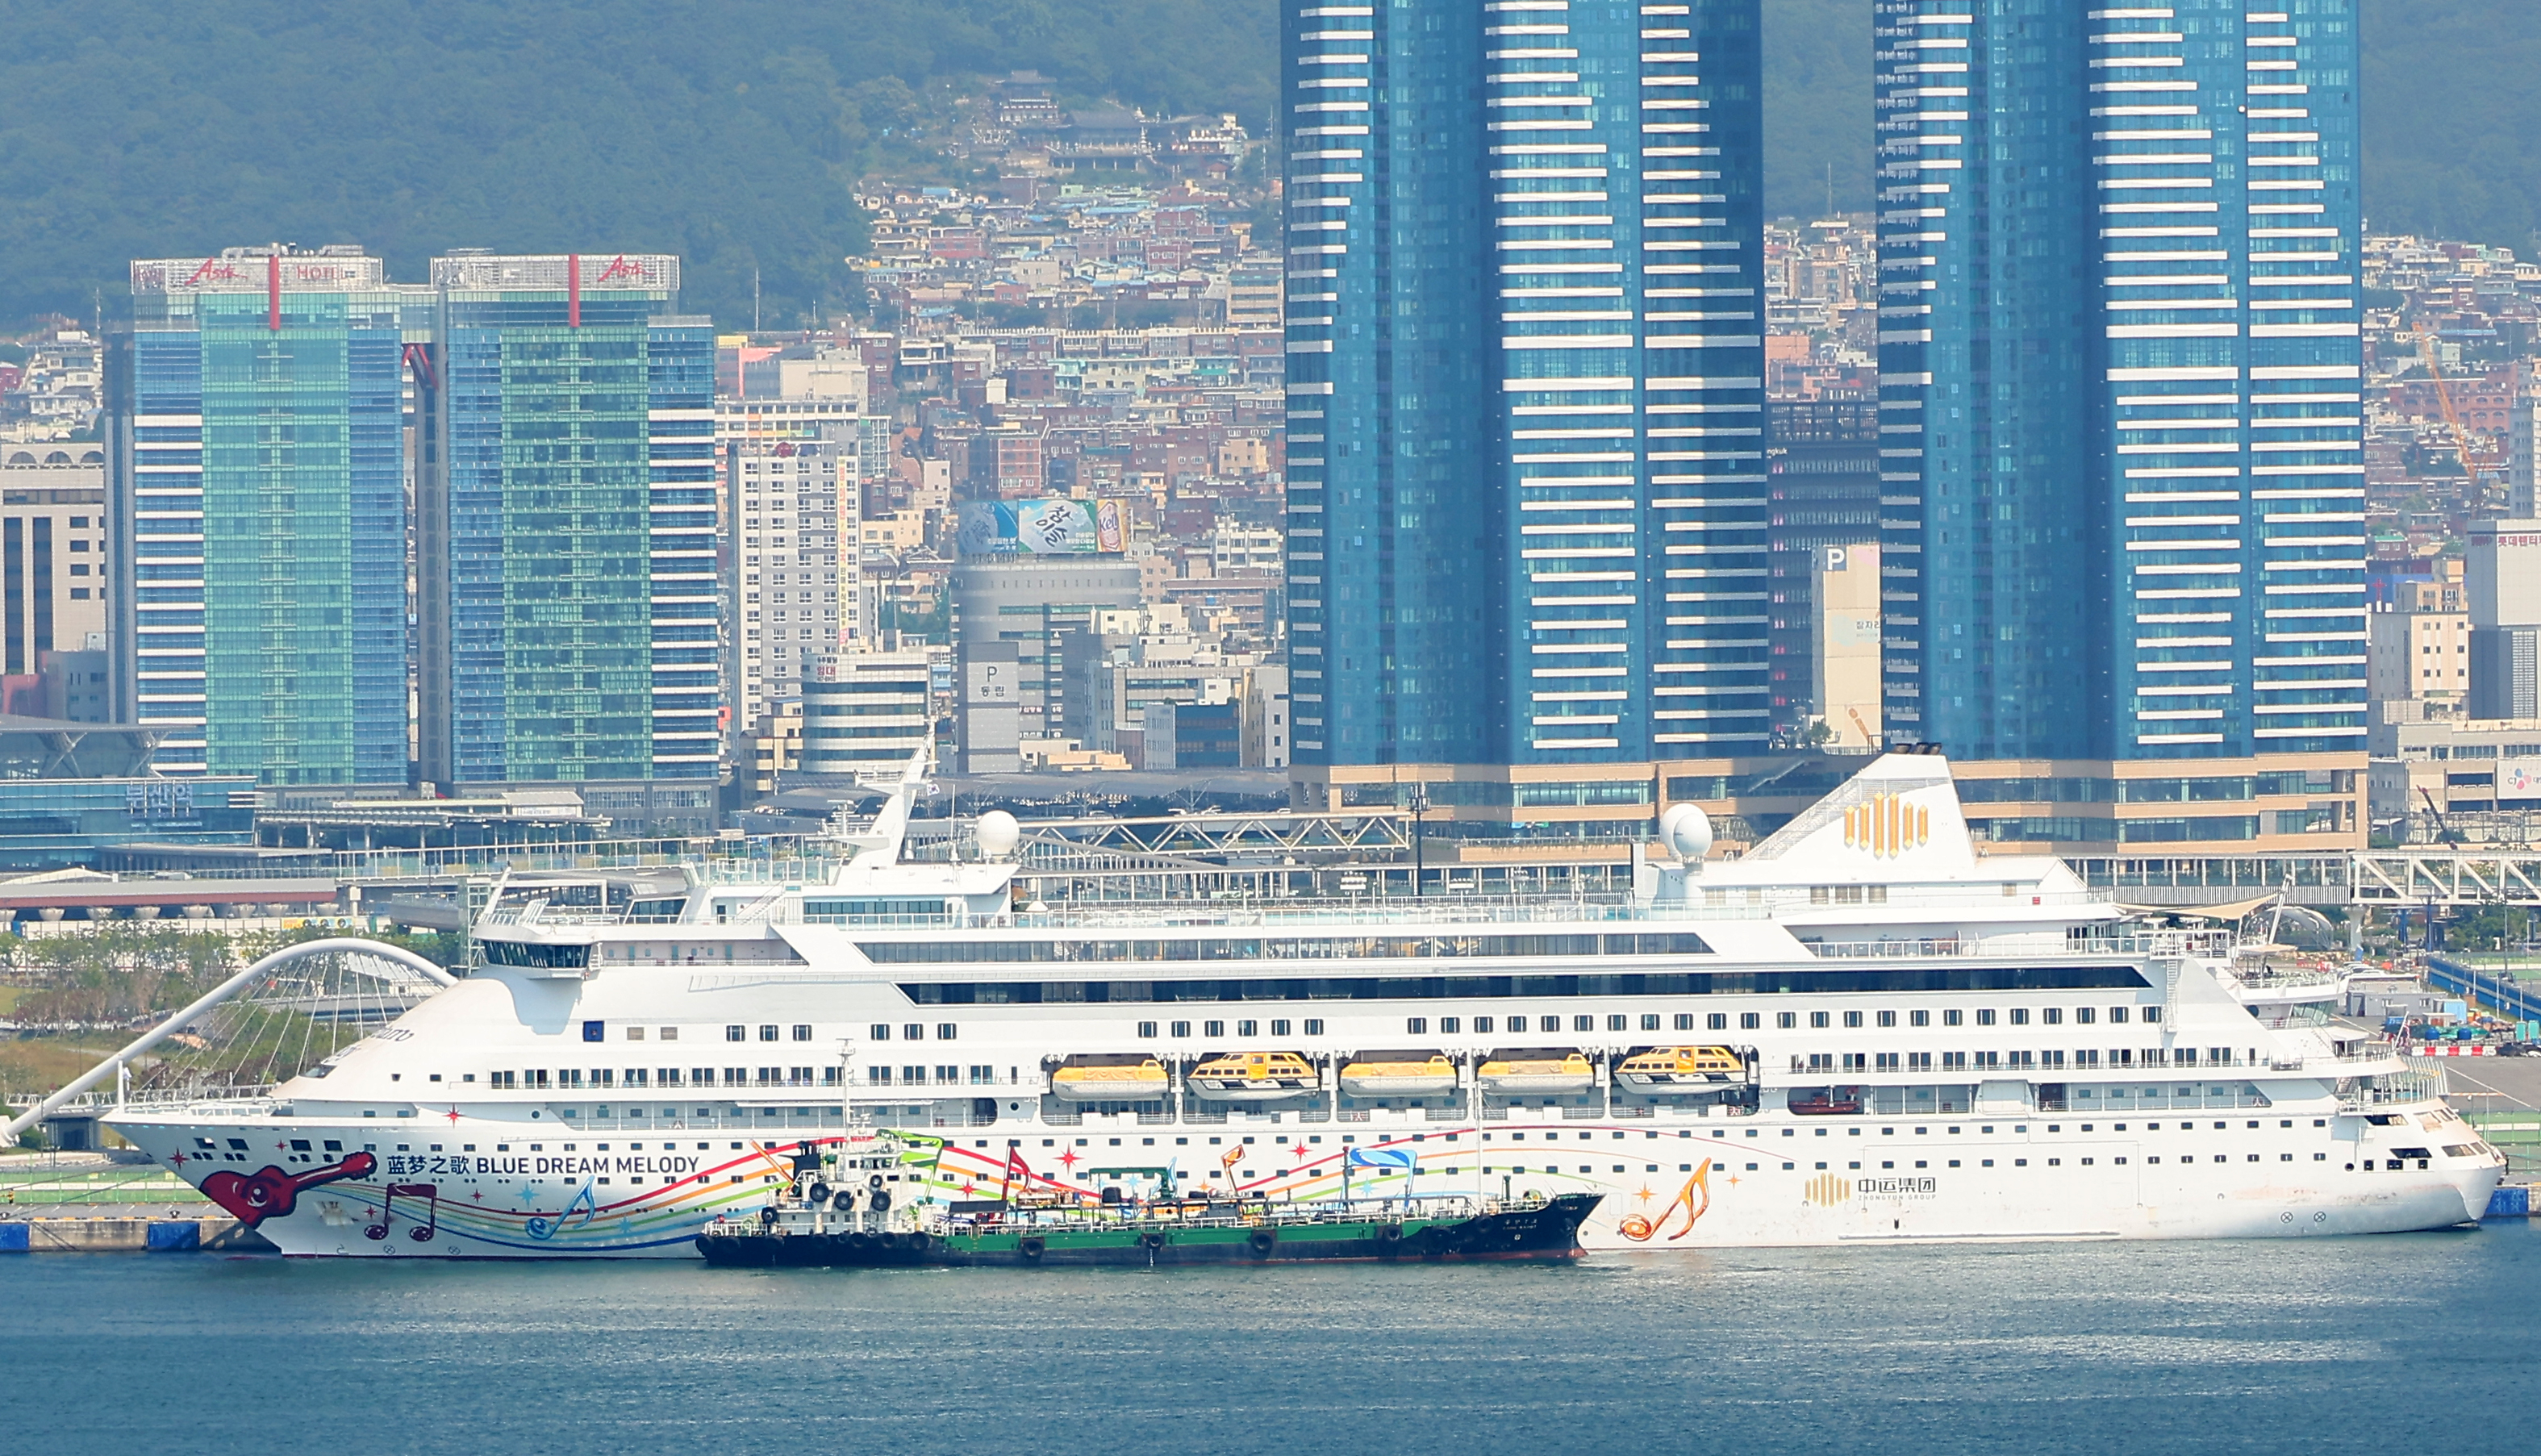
[0,1,2527,329]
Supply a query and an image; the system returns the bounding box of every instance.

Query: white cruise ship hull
[97,752,2511,1257]
[107,1099,2499,1258]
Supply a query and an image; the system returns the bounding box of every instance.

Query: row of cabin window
[486,1067,846,1089]
[578,1023,961,1043]
[1121,1009,2161,1040]
[1803,1048,2243,1072]
[479,1067,1018,1088]
[583,1008,2157,1049]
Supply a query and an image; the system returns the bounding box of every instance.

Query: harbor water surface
[7,1221,2539,1454]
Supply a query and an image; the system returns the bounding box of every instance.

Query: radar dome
[1659,803,1713,863]
[974,809,1021,860]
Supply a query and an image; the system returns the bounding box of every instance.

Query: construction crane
[2409,319,2504,486]
[2418,784,2464,847]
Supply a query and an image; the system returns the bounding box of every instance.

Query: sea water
[6,1224,2538,1454]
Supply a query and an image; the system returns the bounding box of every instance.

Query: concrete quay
[1,1207,275,1253]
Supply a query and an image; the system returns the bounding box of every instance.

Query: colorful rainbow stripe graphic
[198,1120,1780,1254]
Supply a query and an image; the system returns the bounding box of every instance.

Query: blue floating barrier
[0,1223,27,1252]
[2485,1185,2532,1220]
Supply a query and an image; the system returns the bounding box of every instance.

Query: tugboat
[696,1138,1600,1269]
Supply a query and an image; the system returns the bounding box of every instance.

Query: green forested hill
[0,0,1277,329]
[1759,0,2541,253]
[2361,0,2541,252]
[0,1,2531,331]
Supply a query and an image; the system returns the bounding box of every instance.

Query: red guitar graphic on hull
[201,1152,378,1229]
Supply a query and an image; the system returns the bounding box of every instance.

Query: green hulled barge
[697,1145,1597,1268]
[699,1193,1598,1268]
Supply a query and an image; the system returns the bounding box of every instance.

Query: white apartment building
[728,438,857,740]
[1208,522,1282,574]
[2368,599,2469,709]
[799,649,935,780]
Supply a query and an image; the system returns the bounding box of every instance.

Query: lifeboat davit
[1188,1050,1316,1102]
[1050,1058,1170,1102]
[1613,1045,1743,1091]
[1476,1049,1595,1096]
[1338,1052,1458,1099]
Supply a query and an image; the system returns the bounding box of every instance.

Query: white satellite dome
[1659,803,1713,863]
[974,809,1021,860]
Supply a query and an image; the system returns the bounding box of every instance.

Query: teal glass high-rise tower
[121,247,425,785]
[1876,1,2364,760]
[1284,0,1767,766]
[421,253,719,796]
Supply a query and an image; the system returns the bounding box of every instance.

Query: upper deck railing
[481,884,2124,935]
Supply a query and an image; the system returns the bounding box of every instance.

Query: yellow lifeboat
[1613,1045,1743,1091]
[1475,1049,1595,1096]
[1338,1052,1458,1099]
[1049,1058,1170,1103]
[1188,1050,1317,1102]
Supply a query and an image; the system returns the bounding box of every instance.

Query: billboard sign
[428,253,681,292]
[2501,759,2541,800]
[132,253,386,294]
[958,498,1125,557]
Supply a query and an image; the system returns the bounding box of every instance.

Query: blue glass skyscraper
[1876,1,2364,761]
[1285,0,1766,767]
[421,253,719,795]
[121,247,422,785]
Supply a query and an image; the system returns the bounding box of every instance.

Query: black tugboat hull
[697,1194,1601,1268]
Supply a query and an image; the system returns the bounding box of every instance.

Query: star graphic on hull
[167,1151,188,1168]
[1633,1185,1654,1204]
[1289,1141,1311,1160]
[444,1108,464,1123]
[1055,1147,1082,1170]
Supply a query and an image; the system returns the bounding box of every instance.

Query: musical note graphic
[1617,1159,1712,1243]
[201,1153,378,1230]
[525,1181,598,1242]
[364,1183,440,1243]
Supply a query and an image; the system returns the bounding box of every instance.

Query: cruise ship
[106,752,2505,1255]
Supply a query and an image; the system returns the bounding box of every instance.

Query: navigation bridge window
[898,966,2151,1006]
[805,898,955,921]
[481,941,590,969]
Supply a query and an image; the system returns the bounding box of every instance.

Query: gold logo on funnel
[1842,791,1929,858]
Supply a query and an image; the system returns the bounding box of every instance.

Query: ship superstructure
[108,753,2505,1255]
